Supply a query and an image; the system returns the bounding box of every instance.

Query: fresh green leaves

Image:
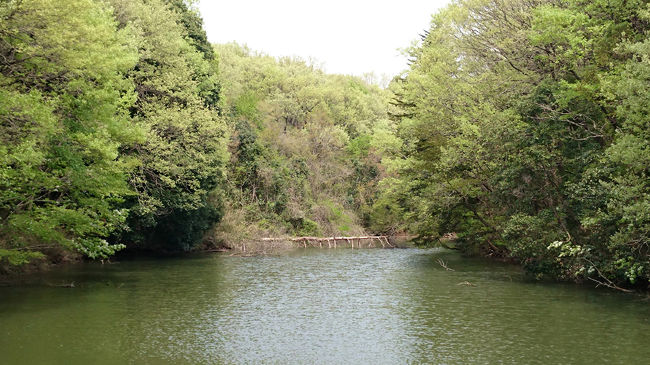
[383,0,649,288]
[0,0,227,266]
[0,0,141,265]
[210,43,391,243]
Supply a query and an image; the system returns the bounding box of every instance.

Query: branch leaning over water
[585,259,634,293]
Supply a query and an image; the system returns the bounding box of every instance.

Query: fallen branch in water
[457,281,475,286]
[436,258,455,271]
[258,236,394,248]
[52,282,75,288]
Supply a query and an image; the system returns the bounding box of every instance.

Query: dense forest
[207,43,390,247]
[378,0,650,289]
[1,0,648,290]
[0,0,390,263]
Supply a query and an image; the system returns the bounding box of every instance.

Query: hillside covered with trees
[207,43,390,247]
[375,0,649,289]
[0,0,391,266]
[1,0,648,290]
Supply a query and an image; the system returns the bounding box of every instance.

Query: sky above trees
[197,0,450,79]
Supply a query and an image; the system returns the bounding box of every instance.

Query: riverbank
[4,236,648,295]
[215,235,415,255]
[2,234,647,294]
[0,235,414,280]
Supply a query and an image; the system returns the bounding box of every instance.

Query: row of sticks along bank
[258,236,394,249]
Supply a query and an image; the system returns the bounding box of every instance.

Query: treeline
[377,0,649,288]
[0,0,225,266]
[0,0,390,268]
[207,44,389,247]
[2,0,648,290]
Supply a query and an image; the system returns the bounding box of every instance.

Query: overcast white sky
[197,0,451,78]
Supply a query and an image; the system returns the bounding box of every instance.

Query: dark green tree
[382,0,649,288]
[107,0,228,252]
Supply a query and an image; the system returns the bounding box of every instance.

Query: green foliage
[3,0,645,290]
[107,0,228,252]
[211,43,390,241]
[293,218,321,237]
[164,0,215,60]
[383,0,650,288]
[1,0,228,265]
[0,0,141,264]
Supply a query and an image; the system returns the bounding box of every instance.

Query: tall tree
[0,0,141,265]
[107,0,228,251]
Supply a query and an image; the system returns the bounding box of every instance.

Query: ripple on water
[0,248,649,364]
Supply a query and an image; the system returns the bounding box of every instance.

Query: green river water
[1,248,648,364]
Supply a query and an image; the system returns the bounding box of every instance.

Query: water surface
[1,248,648,364]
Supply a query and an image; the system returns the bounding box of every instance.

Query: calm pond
[1,248,648,364]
